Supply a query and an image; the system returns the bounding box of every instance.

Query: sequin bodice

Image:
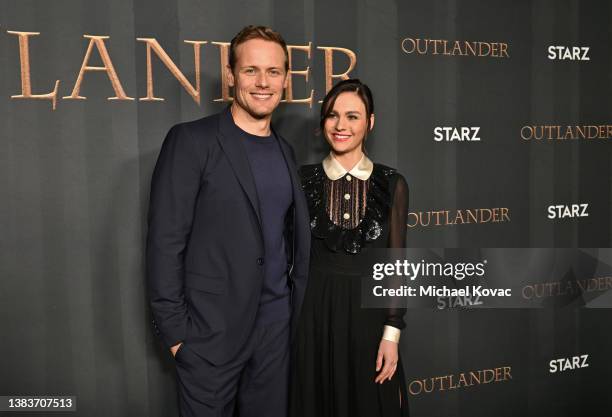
[299,163,399,254]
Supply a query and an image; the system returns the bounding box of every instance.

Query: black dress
[290,161,409,417]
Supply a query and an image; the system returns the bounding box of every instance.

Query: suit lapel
[274,128,311,275]
[274,132,301,194]
[216,107,262,225]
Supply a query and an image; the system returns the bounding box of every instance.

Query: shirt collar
[322,153,374,181]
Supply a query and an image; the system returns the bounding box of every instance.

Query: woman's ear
[369,113,376,131]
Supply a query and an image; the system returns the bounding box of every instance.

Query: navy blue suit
[146,106,310,416]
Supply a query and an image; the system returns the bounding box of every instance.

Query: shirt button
[257,257,264,266]
[344,193,351,200]
[343,213,350,220]
[346,175,352,181]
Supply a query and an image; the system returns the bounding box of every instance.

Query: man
[146,26,310,417]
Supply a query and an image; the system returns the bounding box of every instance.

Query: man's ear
[369,113,375,131]
[283,70,289,89]
[226,64,235,88]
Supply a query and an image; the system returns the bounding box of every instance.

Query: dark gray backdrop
[1,0,611,416]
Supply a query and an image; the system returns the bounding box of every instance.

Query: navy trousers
[175,319,290,417]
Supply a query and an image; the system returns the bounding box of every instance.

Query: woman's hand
[375,339,398,383]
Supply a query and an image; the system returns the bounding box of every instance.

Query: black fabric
[290,163,409,417]
[385,173,409,329]
[239,130,294,325]
[301,163,394,254]
[146,106,311,366]
[176,319,290,417]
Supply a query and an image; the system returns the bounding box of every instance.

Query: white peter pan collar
[322,153,374,181]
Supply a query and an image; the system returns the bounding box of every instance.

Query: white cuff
[382,325,401,343]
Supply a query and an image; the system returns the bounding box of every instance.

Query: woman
[290,79,409,417]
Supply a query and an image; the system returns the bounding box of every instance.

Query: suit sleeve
[146,124,201,349]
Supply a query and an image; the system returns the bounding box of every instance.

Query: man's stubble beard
[234,93,280,121]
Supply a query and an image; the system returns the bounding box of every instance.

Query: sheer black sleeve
[384,173,409,330]
[388,173,409,248]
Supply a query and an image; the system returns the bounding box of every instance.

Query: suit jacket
[146,106,310,365]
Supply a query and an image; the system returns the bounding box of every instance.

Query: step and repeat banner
[1,0,611,416]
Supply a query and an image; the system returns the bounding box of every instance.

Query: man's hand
[170,342,183,358]
[374,339,398,384]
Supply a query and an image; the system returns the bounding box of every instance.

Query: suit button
[257,257,265,266]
